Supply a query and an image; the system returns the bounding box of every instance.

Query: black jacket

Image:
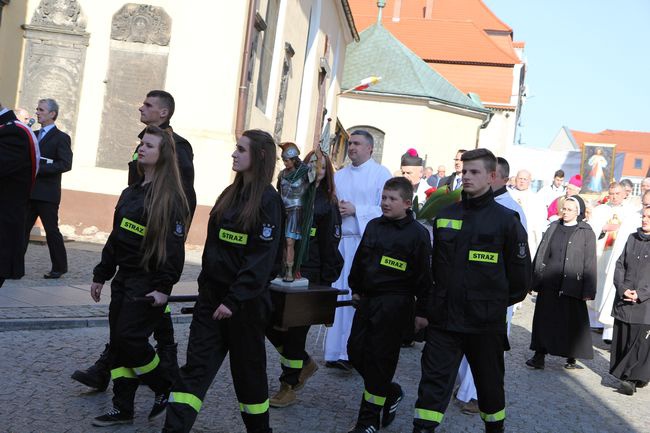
[0,110,38,278]
[427,189,531,334]
[300,185,344,285]
[531,220,597,300]
[93,182,187,295]
[349,210,433,316]
[198,185,283,314]
[612,229,650,325]
[31,125,72,204]
[439,173,461,190]
[129,121,196,217]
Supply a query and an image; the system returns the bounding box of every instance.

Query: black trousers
[25,199,67,272]
[108,278,171,415]
[266,325,310,386]
[348,295,413,428]
[164,290,272,433]
[414,327,508,432]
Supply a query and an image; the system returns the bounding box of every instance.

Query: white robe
[456,188,525,403]
[324,158,391,361]
[587,202,637,335]
[596,204,643,336]
[509,188,547,255]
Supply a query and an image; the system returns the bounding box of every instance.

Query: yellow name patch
[437,218,463,230]
[120,218,146,236]
[219,228,248,245]
[380,255,407,271]
[469,250,498,263]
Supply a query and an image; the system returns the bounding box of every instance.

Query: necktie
[38,129,45,142]
[455,177,461,190]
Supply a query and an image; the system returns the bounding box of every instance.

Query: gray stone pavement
[0,243,648,432]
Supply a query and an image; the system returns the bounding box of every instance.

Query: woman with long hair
[526,196,597,370]
[267,150,343,407]
[90,125,190,426]
[163,129,283,433]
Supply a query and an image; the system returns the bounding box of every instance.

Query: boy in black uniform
[346,177,433,433]
[412,148,531,433]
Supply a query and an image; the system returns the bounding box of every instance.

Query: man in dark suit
[0,102,39,287]
[439,149,466,191]
[25,98,73,279]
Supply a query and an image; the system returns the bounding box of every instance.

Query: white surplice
[587,202,637,337]
[324,158,391,361]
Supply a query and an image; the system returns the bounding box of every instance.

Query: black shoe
[325,360,353,371]
[635,380,648,389]
[71,364,110,391]
[619,380,636,395]
[525,354,545,369]
[348,425,378,433]
[603,339,612,345]
[92,408,133,427]
[564,358,582,370]
[44,271,65,279]
[148,391,169,421]
[382,383,403,427]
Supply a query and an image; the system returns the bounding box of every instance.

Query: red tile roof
[348,0,522,106]
[571,129,650,154]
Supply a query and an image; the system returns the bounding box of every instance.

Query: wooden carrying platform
[270,283,348,329]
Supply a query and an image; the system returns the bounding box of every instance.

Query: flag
[341,76,382,94]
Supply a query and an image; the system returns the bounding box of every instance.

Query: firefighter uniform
[266,186,343,389]
[93,182,186,417]
[347,209,433,431]
[413,189,531,433]
[164,185,283,433]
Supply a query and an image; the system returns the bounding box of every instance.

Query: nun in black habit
[526,195,597,369]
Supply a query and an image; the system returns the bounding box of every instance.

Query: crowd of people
[1,92,649,433]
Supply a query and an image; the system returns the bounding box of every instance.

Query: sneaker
[148,392,169,421]
[382,383,403,427]
[461,399,479,414]
[270,383,297,408]
[92,408,133,427]
[294,357,319,391]
[71,365,110,391]
[348,425,378,433]
[619,380,636,396]
[325,359,354,372]
[564,358,582,370]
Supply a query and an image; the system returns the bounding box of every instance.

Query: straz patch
[260,223,275,241]
[469,250,498,263]
[380,255,407,271]
[120,217,146,236]
[310,227,317,237]
[334,224,341,239]
[516,242,528,259]
[219,228,248,245]
[173,221,185,238]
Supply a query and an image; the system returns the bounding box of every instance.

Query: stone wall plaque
[96,4,172,169]
[18,0,89,144]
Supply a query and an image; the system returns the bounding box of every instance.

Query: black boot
[157,343,180,386]
[72,344,111,391]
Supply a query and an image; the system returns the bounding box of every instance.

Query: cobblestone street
[0,301,648,432]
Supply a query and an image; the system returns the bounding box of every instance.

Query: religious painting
[580,143,616,194]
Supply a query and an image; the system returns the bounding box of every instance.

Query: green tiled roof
[342,24,486,111]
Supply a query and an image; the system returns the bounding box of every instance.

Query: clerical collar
[351,158,374,170]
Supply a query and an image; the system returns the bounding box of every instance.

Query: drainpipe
[235,0,259,138]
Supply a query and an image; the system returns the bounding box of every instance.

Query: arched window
[346,125,385,165]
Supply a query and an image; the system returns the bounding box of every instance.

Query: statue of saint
[277,142,322,282]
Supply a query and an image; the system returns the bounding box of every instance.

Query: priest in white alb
[324,130,391,369]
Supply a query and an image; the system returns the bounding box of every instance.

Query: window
[255,0,280,111]
[634,158,643,169]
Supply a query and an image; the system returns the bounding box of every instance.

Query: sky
[483,0,650,148]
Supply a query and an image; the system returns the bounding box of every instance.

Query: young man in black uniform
[72,90,195,391]
[347,177,433,433]
[412,148,531,433]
